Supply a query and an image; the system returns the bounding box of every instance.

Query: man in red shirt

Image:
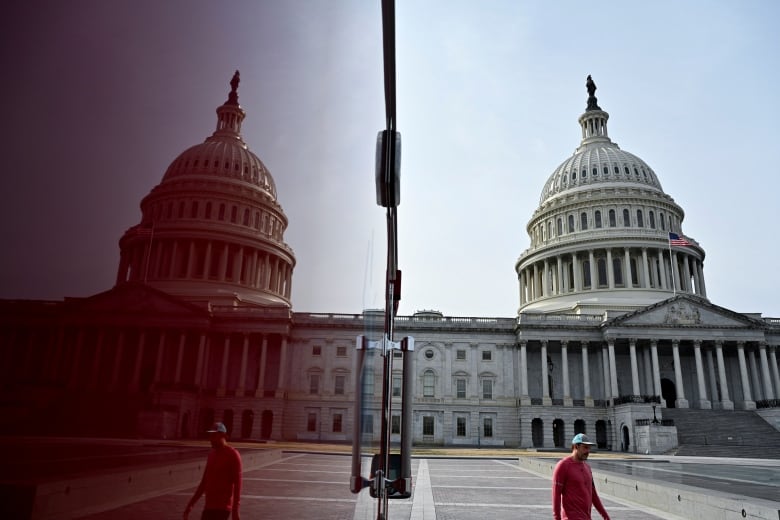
[184,422,243,520]
[552,433,610,520]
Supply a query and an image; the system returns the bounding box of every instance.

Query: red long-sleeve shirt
[203,445,243,511]
[552,456,609,520]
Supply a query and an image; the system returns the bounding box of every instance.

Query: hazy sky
[1,1,778,318]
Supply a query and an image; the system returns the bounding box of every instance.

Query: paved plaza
[78,452,685,520]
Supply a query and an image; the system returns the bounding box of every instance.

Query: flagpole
[668,233,676,295]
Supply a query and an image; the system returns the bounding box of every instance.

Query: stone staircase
[660,407,780,459]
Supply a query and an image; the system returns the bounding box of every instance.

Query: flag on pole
[668,232,691,246]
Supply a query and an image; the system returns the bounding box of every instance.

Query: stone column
[658,249,668,290]
[758,343,775,400]
[629,339,640,396]
[561,341,572,406]
[642,248,650,288]
[204,241,213,279]
[715,341,733,410]
[693,340,711,409]
[672,340,688,408]
[276,335,289,396]
[237,333,250,397]
[682,254,691,292]
[185,240,196,278]
[582,342,592,406]
[624,248,632,289]
[174,331,186,384]
[698,261,707,297]
[130,330,146,391]
[532,264,539,299]
[606,249,614,289]
[519,340,530,405]
[519,271,525,306]
[543,259,550,297]
[650,340,662,405]
[154,331,166,384]
[601,344,611,403]
[541,340,551,405]
[556,256,563,295]
[194,333,206,388]
[706,347,719,409]
[643,346,653,395]
[217,334,230,396]
[671,251,680,292]
[588,250,596,290]
[748,347,763,401]
[769,345,780,399]
[607,340,619,401]
[737,342,755,410]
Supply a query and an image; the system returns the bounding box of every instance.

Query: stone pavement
[79,453,678,520]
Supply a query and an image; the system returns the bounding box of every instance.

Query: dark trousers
[201,509,230,520]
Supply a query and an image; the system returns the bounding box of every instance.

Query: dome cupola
[116,72,296,308]
[515,77,706,315]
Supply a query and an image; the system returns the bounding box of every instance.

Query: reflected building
[1,75,778,451]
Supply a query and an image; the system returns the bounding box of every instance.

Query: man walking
[184,422,243,520]
[552,433,610,520]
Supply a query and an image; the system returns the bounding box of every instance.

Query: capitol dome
[516,77,706,315]
[116,72,296,307]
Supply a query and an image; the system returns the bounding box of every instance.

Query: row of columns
[4,326,289,398]
[519,246,706,305]
[516,339,780,409]
[118,237,292,298]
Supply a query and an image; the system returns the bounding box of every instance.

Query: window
[609,209,616,227]
[423,416,434,436]
[595,210,602,228]
[309,374,320,395]
[423,371,435,397]
[456,378,466,398]
[623,208,630,227]
[243,209,250,226]
[483,417,493,438]
[334,375,345,395]
[332,413,342,433]
[456,349,466,361]
[391,415,401,434]
[456,417,467,436]
[597,258,607,287]
[392,375,402,397]
[580,212,588,231]
[482,379,493,399]
[649,211,656,229]
[218,204,225,221]
[660,212,666,230]
[636,209,644,228]
[602,166,608,175]
[205,202,212,219]
[557,218,562,236]
[363,369,374,396]
[583,260,591,289]
[312,345,321,356]
[482,350,492,361]
[613,257,623,285]
[424,349,434,359]
[614,165,619,174]
[230,206,237,223]
[307,413,317,432]
[191,201,199,218]
[362,414,373,434]
[336,346,347,357]
[568,215,574,233]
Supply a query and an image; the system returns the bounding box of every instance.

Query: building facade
[1,75,778,451]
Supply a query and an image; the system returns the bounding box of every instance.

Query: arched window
[547,221,552,240]
[178,201,185,218]
[205,202,212,219]
[622,209,630,227]
[230,206,238,223]
[423,370,435,397]
[568,215,575,233]
[636,209,644,227]
[609,209,616,227]
[557,218,563,236]
[242,209,250,226]
[659,212,665,230]
[595,210,602,228]
[580,212,588,231]
[218,204,226,221]
[190,201,199,218]
[649,211,656,229]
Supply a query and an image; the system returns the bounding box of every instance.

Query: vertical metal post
[400,337,414,492]
[351,336,367,493]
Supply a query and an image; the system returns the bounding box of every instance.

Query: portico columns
[769,346,780,399]
[629,339,640,396]
[237,333,250,397]
[561,341,572,406]
[672,340,689,408]
[541,340,551,405]
[658,248,668,290]
[705,348,719,409]
[715,341,734,410]
[650,340,662,404]
[519,340,530,404]
[607,340,619,403]
[736,342,756,410]
[624,248,632,289]
[758,343,775,400]
[581,342,592,406]
[748,348,763,401]
[588,250,596,290]
[606,250,614,289]
[641,248,650,288]
[255,335,268,397]
[693,340,711,409]
[217,334,230,396]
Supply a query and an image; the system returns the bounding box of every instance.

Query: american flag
[668,232,691,246]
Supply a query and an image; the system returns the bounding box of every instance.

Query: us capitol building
[2,73,779,453]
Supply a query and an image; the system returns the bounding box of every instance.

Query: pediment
[64,282,207,318]
[606,295,764,329]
